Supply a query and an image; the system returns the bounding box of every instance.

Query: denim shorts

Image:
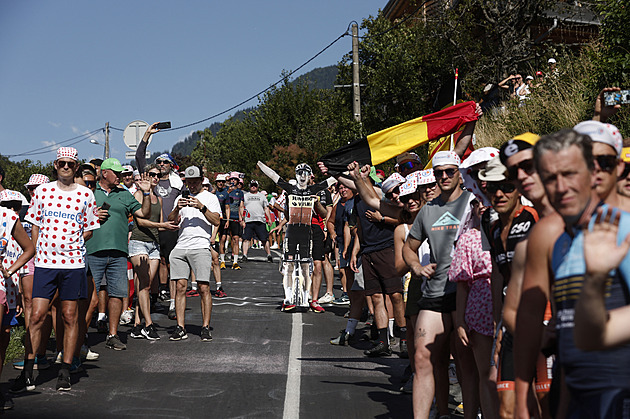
[128,240,161,260]
[87,251,129,298]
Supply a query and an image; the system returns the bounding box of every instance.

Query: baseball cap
[24,174,50,187]
[548,58,556,64]
[536,71,543,76]
[396,152,422,165]
[250,180,259,186]
[216,174,227,181]
[478,156,508,182]
[56,147,79,162]
[526,75,534,80]
[432,151,461,168]
[573,120,623,157]
[101,158,124,172]
[90,158,103,167]
[382,173,405,194]
[121,165,133,174]
[184,166,202,179]
[499,132,541,164]
[202,177,211,185]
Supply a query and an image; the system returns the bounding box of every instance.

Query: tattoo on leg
[419,328,427,337]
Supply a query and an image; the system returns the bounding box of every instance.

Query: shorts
[2,308,17,327]
[405,276,423,318]
[128,239,161,260]
[362,247,403,296]
[350,257,365,291]
[284,225,312,261]
[32,267,88,301]
[566,388,630,419]
[323,233,333,255]
[266,221,277,232]
[497,330,515,392]
[243,221,269,242]
[227,220,243,237]
[219,218,228,235]
[86,251,129,299]
[311,225,325,261]
[338,247,351,268]
[417,292,457,313]
[159,230,179,261]
[169,248,212,283]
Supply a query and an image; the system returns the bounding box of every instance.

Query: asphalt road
[1,249,463,418]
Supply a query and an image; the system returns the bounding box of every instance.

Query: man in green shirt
[86,158,151,350]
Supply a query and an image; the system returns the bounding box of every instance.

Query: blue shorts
[128,239,161,260]
[33,267,88,301]
[87,251,129,298]
[243,221,269,242]
[3,309,17,327]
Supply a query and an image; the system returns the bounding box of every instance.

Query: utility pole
[105,122,110,159]
[352,23,361,122]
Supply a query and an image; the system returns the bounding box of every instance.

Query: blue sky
[0,1,381,164]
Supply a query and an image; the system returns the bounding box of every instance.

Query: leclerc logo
[431,212,460,231]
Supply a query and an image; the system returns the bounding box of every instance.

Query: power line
[7,128,104,159]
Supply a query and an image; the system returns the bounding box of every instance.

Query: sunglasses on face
[156,160,170,165]
[85,180,96,188]
[399,161,420,171]
[148,172,160,178]
[594,155,618,173]
[434,168,457,179]
[621,163,630,179]
[400,191,421,204]
[507,159,535,180]
[487,182,517,195]
[385,186,400,200]
[57,160,77,169]
[419,182,437,191]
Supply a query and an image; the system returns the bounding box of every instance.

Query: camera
[604,90,630,106]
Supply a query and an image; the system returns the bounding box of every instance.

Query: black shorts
[498,331,514,382]
[227,220,243,237]
[159,230,179,261]
[362,247,403,296]
[311,225,325,261]
[284,225,311,261]
[243,221,269,242]
[323,233,333,256]
[218,219,228,236]
[405,276,423,318]
[417,292,456,313]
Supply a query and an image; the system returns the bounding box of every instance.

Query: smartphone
[155,121,171,130]
[181,190,190,199]
[604,90,630,106]
[101,202,111,210]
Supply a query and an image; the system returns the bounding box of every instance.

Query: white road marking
[283,312,302,419]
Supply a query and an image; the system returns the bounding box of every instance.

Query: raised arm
[257,161,280,184]
[136,122,161,173]
[347,161,401,219]
[453,103,482,159]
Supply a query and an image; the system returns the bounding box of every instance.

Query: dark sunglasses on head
[57,160,77,169]
[595,155,618,173]
[85,180,96,188]
[400,191,421,204]
[487,182,517,195]
[507,159,535,180]
[148,172,160,178]
[434,168,457,178]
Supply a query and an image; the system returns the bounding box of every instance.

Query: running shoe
[70,357,84,374]
[141,324,160,341]
[241,255,248,262]
[330,330,352,346]
[96,319,109,333]
[168,309,177,320]
[56,370,71,391]
[448,362,458,384]
[186,289,199,297]
[270,243,279,249]
[281,302,296,312]
[119,309,134,325]
[81,345,99,361]
[169,325,188,341]
[364,340,392,357]
[10,372,35,393]
[200,326,212,342]
[231,263,241,270]
[317,292,335,304]
[0,392,14,411]
[400,373,414,393]
[215,288,227,298]
[13,354,49,370]
[130,324,144,339]
[332,292,350,305]
[105,334,127,351]
[309,301,325,313]
[220,261,226,270]
[55,351,63,364]
[158,289,170,301]
[267,255,273,263]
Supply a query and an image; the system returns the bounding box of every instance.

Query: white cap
[526,75,534,80]
[381,173,405,194]
[574,120,623,157]
[548,58,556,64]
[432,151,461,168]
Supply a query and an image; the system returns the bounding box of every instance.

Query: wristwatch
[200,205,207,213]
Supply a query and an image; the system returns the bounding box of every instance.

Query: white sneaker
[119,309,134,325]
[317,293,335,304]
[81,345,100,361]
[270,243,279,249]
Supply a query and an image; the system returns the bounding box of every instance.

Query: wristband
[6,269,13,277]
[380,216,385,223]
[200,205,207,214]
[143,192,150,196]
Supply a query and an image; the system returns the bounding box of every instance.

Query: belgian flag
[319,101,478,174]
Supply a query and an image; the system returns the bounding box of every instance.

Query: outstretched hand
[593,87,621,123]
[584,207,630,277]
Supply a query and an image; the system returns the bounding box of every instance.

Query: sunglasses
[434,168,457,179]
[156,160,170,165]
[487,182,517,195]
[385,186,401,200]
[399,161,420,171]
[57,160,77,169]
[400,191,421,204]
[419,182,437,191]
[507,159,535,180]
[148,172,160,178]
[594,155,618,173]
[85,180,96,188]
[621,163,630,179]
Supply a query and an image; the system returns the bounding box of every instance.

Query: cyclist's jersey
[277,179,328,226]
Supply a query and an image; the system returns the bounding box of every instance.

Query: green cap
[101,158,124,172]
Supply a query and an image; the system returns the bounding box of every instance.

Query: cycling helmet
[295,163,312,175]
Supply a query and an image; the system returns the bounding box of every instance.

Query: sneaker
[330,330,352,346]
[130,324,144,339]
[400,373,414,393]
[56,370,71,391]
[168,309,177,320]
[70,357,84,374]
[332,293,350,305]
[317,292,335,304]
[13,354,49,370]
[96,319,109,333]
[399,339,409,359]
[365,313,374,327]
[80,345,99,361]
[267,255,273,263]
[270,243,279,249]
[281,302,296,312]
[231,263,241,270]
[215,288,227,298]
[119,309,134,325]
[105,334,127,351]
[158,289,170,301]
[220,261,226,270]
[242,255,248,262]
[55,351,63,364]
[141,324,160,341]
[0,393,14,411]
[309,301,325,313]
[170,325,188,341]
[449,362,458,384]
[185,289,199,297]
[200,326,212,342]
[10,372,35,393]
[364,340,392,357]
